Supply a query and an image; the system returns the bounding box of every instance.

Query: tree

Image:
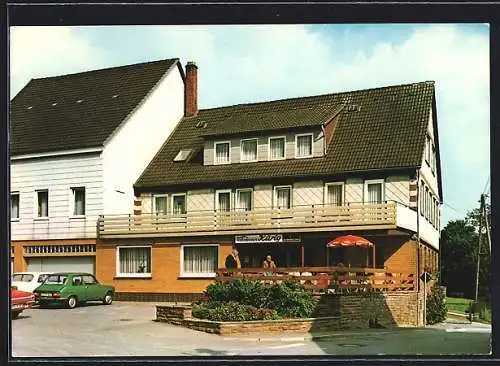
[440,217,491,301]
[440,220,478,299]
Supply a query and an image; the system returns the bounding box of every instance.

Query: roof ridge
[32,58,179,81]
[197,80,435,113]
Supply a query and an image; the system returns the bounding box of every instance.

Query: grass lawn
[446,297,472,314]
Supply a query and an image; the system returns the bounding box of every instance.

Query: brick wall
[383,238,417,274]
[96,240,233,294]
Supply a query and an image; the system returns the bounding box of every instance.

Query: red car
[11,288,35,319]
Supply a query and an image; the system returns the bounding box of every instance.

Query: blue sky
[9,24,490,227]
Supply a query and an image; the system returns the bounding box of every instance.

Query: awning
[327,235,374,248]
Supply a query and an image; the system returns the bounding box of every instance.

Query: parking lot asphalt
[11,301,492,357]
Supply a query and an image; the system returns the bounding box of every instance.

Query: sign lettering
[235,234,301,244]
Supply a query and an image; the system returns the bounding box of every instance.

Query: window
[71,187,85,216]
[295,133,313,158]
[37,274,49,283]
[117,246,152,277]
[45,274,67,285]
[12,274,34,282]
[174,149,193,162]
[72,276,83,286]
[82,275,97,285]
[269,136,286,160]
[236,189,253,211]
[274,186,292,209]
[364,180,384,204]
[214,141,231,164]
[171,194,186,215]
[181,244,218,277]
[424,187,429,219]
[325,183,344,206]
[216,190,232,212]
[11,193,19,220]
[153,195,168,215]
[431,145,436,173]
[36,190,48,217]
[240,139,258,162]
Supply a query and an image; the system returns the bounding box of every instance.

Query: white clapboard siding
[187,189,215,212]
[10,153,103,240]
[345,178,364,204]
[254,184,273,208]
[293,181,323,207]
[385,176,410,206]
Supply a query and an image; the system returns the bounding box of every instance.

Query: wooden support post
[300,243,305,267]
[373,244,376,268]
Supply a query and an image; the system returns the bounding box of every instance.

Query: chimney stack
[185,61,198,117]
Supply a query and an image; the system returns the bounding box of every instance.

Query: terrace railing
[98,202,397,238]
[214,266,416,293]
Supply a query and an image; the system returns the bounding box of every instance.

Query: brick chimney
[185,61,198,117]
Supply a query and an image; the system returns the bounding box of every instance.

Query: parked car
[12,272,52,293]
[11,288,35,319]
[33,273,115,309]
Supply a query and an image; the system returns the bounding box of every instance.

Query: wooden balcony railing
[215,266,416,293]
[98,202,397,238]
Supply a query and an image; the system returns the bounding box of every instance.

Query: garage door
[27,257,95,274]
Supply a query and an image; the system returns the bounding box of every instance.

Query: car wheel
[67,296,78,309]
[103,292,113,305]
[12,311,21,319]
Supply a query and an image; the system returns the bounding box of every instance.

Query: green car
[33,272,115,309]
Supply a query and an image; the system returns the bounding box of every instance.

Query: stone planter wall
[155,290,424,335]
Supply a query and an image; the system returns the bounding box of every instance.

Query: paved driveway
[11,302,491,357]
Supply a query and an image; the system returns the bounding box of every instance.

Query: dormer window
[240,138,258,162]
[269,136,286,160]
[295,133,313,158]
[214,141,231,165]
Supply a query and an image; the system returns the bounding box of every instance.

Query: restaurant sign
[235,234,301,244]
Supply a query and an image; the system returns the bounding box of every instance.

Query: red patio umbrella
[327,235,376,267]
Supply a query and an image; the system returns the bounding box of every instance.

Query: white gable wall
[420,109,439,197]
[102,66,184,215]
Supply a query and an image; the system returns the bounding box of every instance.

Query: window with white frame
[171,194,186,215]
[295,133,313,158]
[181,244,218,277]
[240,138,258,162]
[325,183,344,206]
[214,141,231,164]
[269,137,286,160]
[216,190,232,212]
[431,145,436,173]
[364,180,384,204]
[71,187,85,216]
[153,194,168,215]
[236,189,252,211]
[11,192,19,220]
[274,186,292,209]
[116,246,151,277]
[36,190,48,217]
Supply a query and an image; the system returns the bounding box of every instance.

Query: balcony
[97,202,398,239]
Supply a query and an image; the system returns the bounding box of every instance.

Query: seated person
[262,255,277,276]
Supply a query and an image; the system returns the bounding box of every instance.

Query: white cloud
[9,26,106,97]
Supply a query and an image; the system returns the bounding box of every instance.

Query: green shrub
[467,300,491,322]
[196,278,315,320]
[426,283,447,325]
[192,301,279,321]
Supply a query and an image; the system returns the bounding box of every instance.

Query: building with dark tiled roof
[10,58,186,276]
[96,62,442,314]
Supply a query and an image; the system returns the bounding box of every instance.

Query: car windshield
[44,275,67,285]
[12,274,34,282]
